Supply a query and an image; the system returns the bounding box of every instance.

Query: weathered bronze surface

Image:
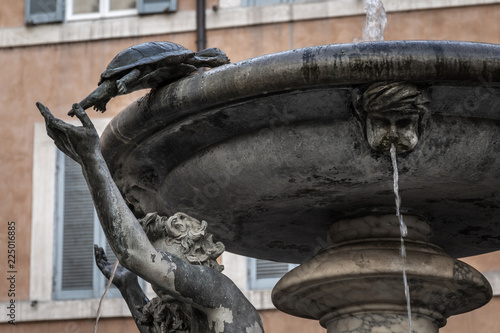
[38,103,263,333]
[100,41,500,263]
[69,41,229,115]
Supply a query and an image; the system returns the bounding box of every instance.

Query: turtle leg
[116,68,141,95]
[68,80,118,116]
[93,97,111,113]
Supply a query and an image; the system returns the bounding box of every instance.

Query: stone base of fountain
[325,312,438,333]
[272,215,492,333]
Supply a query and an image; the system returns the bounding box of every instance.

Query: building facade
[1,0,500,332]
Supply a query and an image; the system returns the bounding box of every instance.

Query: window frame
[65,0,138,21]
[25,0,177,25]
[27,120,141,321]
[31,119,116,301]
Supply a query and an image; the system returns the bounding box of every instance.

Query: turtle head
[191,48,230,68]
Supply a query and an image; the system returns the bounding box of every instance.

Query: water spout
[358,0,387,42]
[356,82,428,155]
[391,143,412,333]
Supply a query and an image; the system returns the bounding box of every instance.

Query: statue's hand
[36,102,100,165]
[94,245,138,289]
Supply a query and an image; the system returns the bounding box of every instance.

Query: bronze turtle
[69,41,230,115]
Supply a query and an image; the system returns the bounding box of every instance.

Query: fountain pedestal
[272,215,492,333]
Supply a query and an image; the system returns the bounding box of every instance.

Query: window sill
[0,298,131,323]
[3,272,499,323]
[66,10,138,22]
[0,290,275,323]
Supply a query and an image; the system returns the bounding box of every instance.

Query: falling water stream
[390,144,412,333]
[359,1,413,330]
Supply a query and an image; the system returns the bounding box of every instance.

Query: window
[248,258,297,290]
[28,119,147,321]
[241,0,312,7]
[25,0,177,24]
[25,0,64,24]
[67,0,138,20]
[53,150,121,300]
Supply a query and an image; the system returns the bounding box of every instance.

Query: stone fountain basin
[100,41,500,263]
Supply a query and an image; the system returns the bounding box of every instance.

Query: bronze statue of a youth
[37,102,264,333]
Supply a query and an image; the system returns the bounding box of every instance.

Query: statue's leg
[116,68,141,94]
[93,97,111,113]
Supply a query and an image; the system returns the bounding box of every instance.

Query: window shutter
[137,0,177,14]
[256,259,290,279]
[54,150,145,299]
[248,258,296,290]
[25,0,64,25]
[54,152,96,299]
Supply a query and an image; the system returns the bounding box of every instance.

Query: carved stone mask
[359,82,429,154]
[366,110,420,153]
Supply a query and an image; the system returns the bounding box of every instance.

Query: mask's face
[366,110,420,153]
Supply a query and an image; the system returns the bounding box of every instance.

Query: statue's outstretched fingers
[36,102,75,136]
[37,102,63,125]
[36,102,54,120]
[71,103,95,129]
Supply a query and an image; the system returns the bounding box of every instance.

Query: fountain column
[272,215,492,333]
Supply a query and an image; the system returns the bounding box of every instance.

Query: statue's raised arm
[37,102,264,333]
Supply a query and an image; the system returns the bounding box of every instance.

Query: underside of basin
[100,40,500,263]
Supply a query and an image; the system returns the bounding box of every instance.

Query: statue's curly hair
[139,212,225,272]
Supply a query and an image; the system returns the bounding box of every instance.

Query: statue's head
[357,82,430,154]
[139,212,225,272]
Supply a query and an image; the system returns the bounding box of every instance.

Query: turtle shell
[100,41,195,81]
